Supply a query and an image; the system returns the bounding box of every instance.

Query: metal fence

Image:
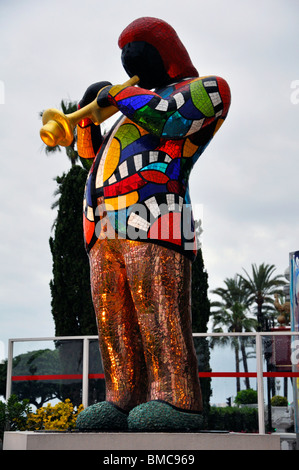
[5,331,299,435]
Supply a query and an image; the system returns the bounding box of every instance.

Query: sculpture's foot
[75,401,128,431]
[127,400,203,432]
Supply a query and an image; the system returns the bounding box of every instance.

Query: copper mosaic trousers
[89,238,202,412]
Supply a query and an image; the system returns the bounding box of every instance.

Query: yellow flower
[25,399,84,431]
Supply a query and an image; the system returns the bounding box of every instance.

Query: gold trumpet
[40,75,139,147]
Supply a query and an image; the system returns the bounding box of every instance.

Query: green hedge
[207,406,258,433]
[234,388,257,405]
[1,396,260,437]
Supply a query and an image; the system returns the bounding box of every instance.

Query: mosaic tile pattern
[80,73,230,257]
[76,17,231,419]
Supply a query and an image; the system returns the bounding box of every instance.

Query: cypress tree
[191,246,212,414]
[192,247,210,333]
[49,165,97,336]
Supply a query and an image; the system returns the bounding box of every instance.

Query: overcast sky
[0,0,298,361]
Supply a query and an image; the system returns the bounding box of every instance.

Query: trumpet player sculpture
[42,17,231,431]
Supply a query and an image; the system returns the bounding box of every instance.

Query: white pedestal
[3,431,281,451]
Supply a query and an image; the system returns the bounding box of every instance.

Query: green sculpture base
[75,400,203,432]
[75,401,129,431]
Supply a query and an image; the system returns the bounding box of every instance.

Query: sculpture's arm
[77,81,112,164]
[77,117,103,163]
[102,76,231,138]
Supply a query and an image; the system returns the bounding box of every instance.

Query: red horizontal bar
[199,372,299,378]
[264,372,299,377]
[89,373,105,379]
[11,373,106,381]
[12,374,83,381]
[12,371,299,382]
[199,372,257,378]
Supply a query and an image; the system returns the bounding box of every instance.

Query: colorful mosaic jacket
[78,76,231,261]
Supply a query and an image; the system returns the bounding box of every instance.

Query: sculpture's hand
[96,85,113,108]
[79,81,112,108]
[96,79,138,108]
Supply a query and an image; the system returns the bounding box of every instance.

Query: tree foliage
[239,263,286,331]
[210,263,287,394]
[40,99,96,336]
[7,350,62,408]
[191,245,211,414]
[210,276,257,392]
[211,276,257,334]
[0,394,31,440]
[49,165,97,336]
[191,247,210,333]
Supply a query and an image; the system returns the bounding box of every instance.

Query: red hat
[118,17,199,81]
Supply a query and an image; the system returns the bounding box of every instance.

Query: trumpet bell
[40,108,74,147]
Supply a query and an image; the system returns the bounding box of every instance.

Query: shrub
[271,395,288,407]
[0,394,32,440]
[234,388,257,405]
[26,399,84,431]
[208,406,258,433]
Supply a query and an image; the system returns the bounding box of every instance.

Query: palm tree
[211,276,257,392]
[240,263,287,429]
[239,263,286,331]
[40,99,79,167]
[40,99,81,227]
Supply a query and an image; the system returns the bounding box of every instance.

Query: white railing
[6,335,97,411]
[6,331,299,435]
